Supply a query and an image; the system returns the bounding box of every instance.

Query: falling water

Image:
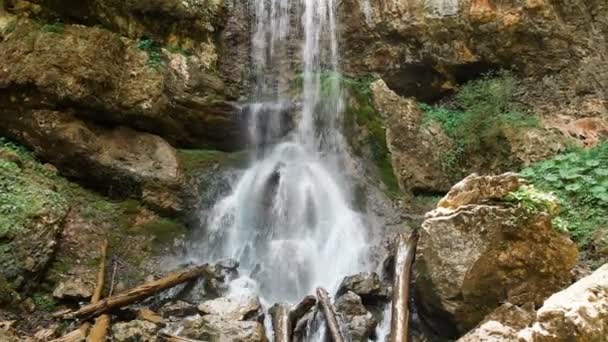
[195,0,369,310]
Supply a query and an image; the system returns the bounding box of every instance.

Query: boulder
[458,303,535,342]
[52,277,94,301]
[334,291,378,342]
[337,272,390,303]
[112,319,160,342]
[198,295,262,322]
[370,79,455,194]
[517,263,608,341]
[415,173,578,335]
[437,172,521,209]
[180,314,267,342]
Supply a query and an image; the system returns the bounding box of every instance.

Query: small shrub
[33,293,56,311]
[419,70,539,170]
[40,21,64,33]
[520,143,608,245]
[137,37,163,69]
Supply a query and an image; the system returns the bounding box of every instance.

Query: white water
[195,0,370,306]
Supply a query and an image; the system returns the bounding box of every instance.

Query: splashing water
[194,0,370,307]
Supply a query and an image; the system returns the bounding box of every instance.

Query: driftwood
[49,324,89,342]
[60,264,219,320]
[389,231,419,342]
[316,287,344,342]
[88,239,110,342]
[270,303,291,342]
[289,295,316,325]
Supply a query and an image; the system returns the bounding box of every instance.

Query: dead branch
[389,231,419,342]
[316,287,344,342]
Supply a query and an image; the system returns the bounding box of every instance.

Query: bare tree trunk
[389,231,419,342]
[88,240,110,342]
[316,287,344,342]
[270,303,291,342]
[59,264,219,320]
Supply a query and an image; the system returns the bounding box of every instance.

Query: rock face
[415,173,578,335]
[339,0,607,103]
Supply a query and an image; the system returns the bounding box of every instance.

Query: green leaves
[520,142,608,247]
[137,37,164,70]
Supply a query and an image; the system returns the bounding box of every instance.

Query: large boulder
[112,319,160,342]
[337,272,390,304]
[198,295,263,322]
[415,173,578,335]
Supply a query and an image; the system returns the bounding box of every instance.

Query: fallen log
[289,295,316,326]
[49,324,89,342]
[270,303,291,342]
[88,239,109,342]
[389,231,419,342]
[316,287,344,342]
[60,264,220,320]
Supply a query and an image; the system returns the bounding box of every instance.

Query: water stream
[193,0,377,338]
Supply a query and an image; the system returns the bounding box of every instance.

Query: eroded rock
[337,272,390,303]
[180,314,267,342]
[335,291,378,342]
[198,295,262,322]
[112,319,160,342]
[415,173,578,335]
[52,277,94,301]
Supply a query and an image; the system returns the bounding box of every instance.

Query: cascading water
[195,0,371,326]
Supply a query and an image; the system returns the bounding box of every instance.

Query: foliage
[40,21,64,33]
[506,185,560,216]
[33,293,57,311]
[519,143,608,246]
[137,37,163,69]
[167,44,191,56]
[420,70,539,170]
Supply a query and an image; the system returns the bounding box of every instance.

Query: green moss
[419,70,540,171]
[178,149,248,177]
[40,21,64,33]
[519,143,608,248]
[32,293,56,311]
[137,218,186,244]
[137,36,163,70]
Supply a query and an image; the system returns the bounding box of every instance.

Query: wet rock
[335,291,378,342]
[415,173,578,335]
[112,319,160,342]
[437,173,521,209]
[180,314,267,342]
[52,277,94,301]
[198,295,262,322]
[337,272,390,303]
[517,263,608,341]
[160,300,198,318]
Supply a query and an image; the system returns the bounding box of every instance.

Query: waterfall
[193,0,369,307]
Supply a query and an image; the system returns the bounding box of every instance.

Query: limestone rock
[180,314,267,342]
[437,173,521,209]
[415,173,578,335]
[160,300,198,318]
[112,320,160,342]
[52,277,94,301]
[337,272,390,303]
[371,79,455,193]
[334,291,378,342]
[198,295,262,322]
[518,263,608,341]
[458,303,535,341]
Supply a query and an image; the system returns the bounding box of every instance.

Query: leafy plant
[519,143,608,245]
[33,293,56,311]
[419,70,539,170]
[137,37,163,69]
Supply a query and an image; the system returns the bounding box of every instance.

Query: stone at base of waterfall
[415,173,578,335]
[52,277,94,301]
[335,291,378,342]
[337,272,390,303]
[160,300,199,318]
[180,315,267,342]
[458,303,535,341]
[112,320,160,342]
[198,295,262,321]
